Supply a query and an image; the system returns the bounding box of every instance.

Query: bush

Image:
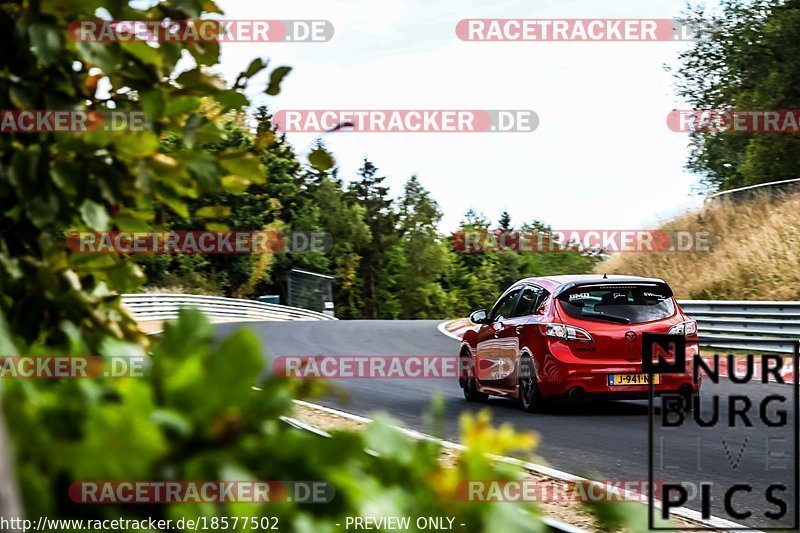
[0,1,549,528]
[5,309,549,531]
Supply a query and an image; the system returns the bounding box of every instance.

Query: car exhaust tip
[567,386,585,402]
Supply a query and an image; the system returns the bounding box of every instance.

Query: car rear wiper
[581,310,631,324]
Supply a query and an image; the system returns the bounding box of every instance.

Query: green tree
[446,210,502,314]
[674,0,800,191]
[313,169,371,318]
[498,210,512,231]
[447,212,601,314]
[139,107,315,299]
[0,0,289,352]
[347,159,398,318]
[393,176,454,318]
[246,115,329,301]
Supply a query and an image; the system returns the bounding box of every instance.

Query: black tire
[461,356,488,403]
[519,356,544,412]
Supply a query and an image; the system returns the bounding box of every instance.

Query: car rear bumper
[539,372,697,398]
[536,347,701,398]
[567,388,694,401]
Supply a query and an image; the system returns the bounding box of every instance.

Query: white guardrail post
[678,300,800,354]
[121,293,337,323]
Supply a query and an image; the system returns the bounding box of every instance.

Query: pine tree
[498,210,512,232]
[348,159,399,318]
[393,176,453,318]
[312,167,371,318]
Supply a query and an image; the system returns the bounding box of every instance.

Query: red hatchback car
[459,274,700,411]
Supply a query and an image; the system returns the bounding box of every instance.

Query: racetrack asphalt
[215,319,798,529]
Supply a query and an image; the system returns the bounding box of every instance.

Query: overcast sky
[214,0,708,232]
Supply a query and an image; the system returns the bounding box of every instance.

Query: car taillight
[668,320,698,336]
[544,323,594,342]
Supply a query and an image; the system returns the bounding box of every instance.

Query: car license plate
[608,373,659,386]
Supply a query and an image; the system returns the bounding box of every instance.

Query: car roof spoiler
[553,279,673,299]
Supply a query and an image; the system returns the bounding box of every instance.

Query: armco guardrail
[122,293,336,322]
[679,300,800,353]
[705,177,800,203]
[447,300,800,354]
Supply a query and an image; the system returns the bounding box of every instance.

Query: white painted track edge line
[292,399,755,531]
[437,319,465,341]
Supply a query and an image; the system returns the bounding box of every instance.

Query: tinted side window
[490,289,521,322]
[534,291,550,314]
[512,286,543,317]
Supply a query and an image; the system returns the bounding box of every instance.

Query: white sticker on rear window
[569,292,590,301]
[644,292,666,299]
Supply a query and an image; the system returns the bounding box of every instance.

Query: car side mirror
[470,309,488,324]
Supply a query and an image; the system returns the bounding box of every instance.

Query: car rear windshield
[557,285,676,324]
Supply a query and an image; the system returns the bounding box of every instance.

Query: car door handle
[515,326,523,334]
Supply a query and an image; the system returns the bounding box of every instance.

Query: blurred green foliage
[6,308,552,531]
[0,0,560,530]
[0,0,286,351]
